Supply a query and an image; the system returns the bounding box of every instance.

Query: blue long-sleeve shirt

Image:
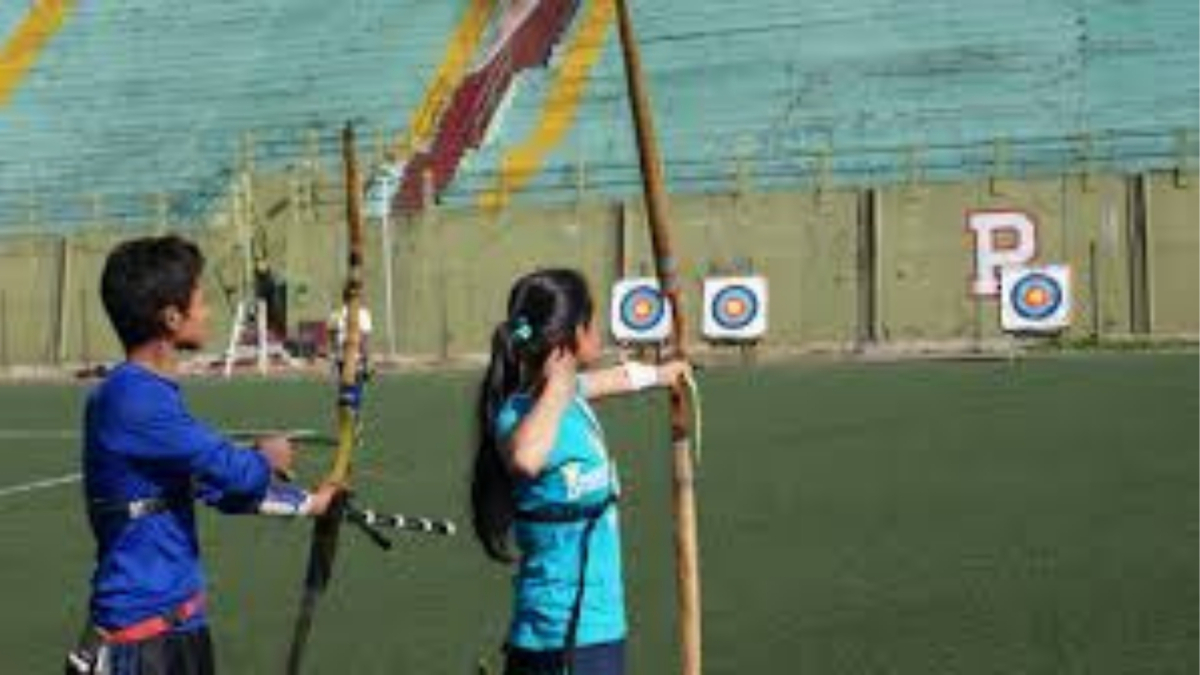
[83,362,271,631]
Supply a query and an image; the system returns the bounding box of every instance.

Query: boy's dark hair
[100,235,205,350]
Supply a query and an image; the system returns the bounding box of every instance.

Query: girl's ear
[571,324,587,353]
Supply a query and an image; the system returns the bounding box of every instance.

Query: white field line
[0,428,319,441]
[0,427,319,502]
[0,429,81,500]
[0,429,80,440]
[0,472,81,500]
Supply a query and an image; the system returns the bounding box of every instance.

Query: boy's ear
[162,306,183,332]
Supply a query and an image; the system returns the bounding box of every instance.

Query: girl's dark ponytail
[471,323,521,562]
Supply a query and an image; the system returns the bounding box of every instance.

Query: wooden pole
[256,298,269,375]
[425,169,450,361]
[856,188,879,348]
[79,287,90,367]
[1126,173,1151,334]
[0,289,8,367]
[614,2,701,673]
[54,236,71,365]
[381,204,398,358]
[1088,240,1101,341]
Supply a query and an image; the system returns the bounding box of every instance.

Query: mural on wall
[393,0,583,212]
[967,209,1076,334]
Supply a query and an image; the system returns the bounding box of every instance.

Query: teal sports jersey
[496,387,626,650]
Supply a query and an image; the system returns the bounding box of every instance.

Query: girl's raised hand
[657,359,693,387]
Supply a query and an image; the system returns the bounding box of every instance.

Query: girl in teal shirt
[471,269,688,675]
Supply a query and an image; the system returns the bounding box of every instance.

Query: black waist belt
[513,494,617,674]
[514,495,616,524]
[89,495,190,523]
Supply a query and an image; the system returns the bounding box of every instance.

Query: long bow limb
[284,122,368,675]
[615,2,704,673]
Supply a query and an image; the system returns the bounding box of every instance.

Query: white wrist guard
[623,361,659,391]
[258,482,315,517]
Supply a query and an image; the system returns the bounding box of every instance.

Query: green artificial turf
[0,353,1194,673]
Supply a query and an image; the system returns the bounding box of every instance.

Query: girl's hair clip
[510,315,534,344]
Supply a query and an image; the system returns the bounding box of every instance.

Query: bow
[283,122,370,674]
[614,2,704,673]
[281,123,456,674]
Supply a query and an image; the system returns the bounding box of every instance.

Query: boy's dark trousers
[66,626,214,675]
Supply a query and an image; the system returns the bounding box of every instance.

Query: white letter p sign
[968,211,1038,296]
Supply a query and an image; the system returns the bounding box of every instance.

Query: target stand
[219,298,298,377]
[999,264,1072,362]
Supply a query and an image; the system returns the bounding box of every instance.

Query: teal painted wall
[0,1,1195,230]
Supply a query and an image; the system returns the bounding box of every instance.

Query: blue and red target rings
[1010,272,1063,320]
[710,284,760,330]
[619,284,665,331]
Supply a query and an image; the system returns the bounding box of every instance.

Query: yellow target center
[633,299,653,319]
[724,298,746,317]
[1024,287,1049,307]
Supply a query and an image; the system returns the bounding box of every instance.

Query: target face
[1010,273,1062,320]
[703,276,768,341]
[610,278,672,342]
[711,285,760,330]
[999,265,1071,333]
[620,285,666,331]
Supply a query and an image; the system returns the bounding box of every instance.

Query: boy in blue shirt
[68,236,337,674]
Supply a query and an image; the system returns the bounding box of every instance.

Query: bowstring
[682,370,703,467]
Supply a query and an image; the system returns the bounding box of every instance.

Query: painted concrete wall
[0,171,1194,366]
[1147,173,1200,336]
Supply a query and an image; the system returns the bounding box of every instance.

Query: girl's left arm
[580,360,691,400]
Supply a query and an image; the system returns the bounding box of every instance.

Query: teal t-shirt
[496,388,626,650]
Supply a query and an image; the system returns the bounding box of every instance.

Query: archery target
[610,278,672,342]
[1000,265,1072,332]
[703,276,768,340]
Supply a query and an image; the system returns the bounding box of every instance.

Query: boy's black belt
[89,495,190,522]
